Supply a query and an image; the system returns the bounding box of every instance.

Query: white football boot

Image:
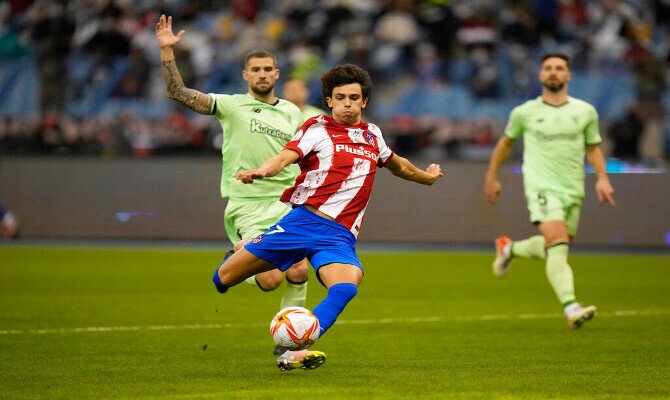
[492,235,513,277]
[566,304,597,329]
[276,349,327,371]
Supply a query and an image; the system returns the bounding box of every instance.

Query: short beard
[251,84,274,96]
[542,81,564,93]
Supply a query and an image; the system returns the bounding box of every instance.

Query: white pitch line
[1,309,669,336]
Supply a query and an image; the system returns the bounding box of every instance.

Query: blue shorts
[243,206,362,284]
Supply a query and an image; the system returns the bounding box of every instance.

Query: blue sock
[312,282,358,336]
[212,250,234,294]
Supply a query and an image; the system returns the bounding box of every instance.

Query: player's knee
[285,260,308,283]
[255,270,283,291]
[233,238,252,252]
[546,239,570,248]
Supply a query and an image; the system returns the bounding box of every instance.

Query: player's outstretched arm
[586,144,616,206]
[385,155,442,185]
[155,14,213,115]
[484,135,515,205]
[236,150,300,184]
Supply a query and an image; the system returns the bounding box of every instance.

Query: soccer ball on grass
[270,306,320,350]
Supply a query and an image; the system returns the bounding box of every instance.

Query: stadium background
[1,3,669,398]
[0,0,668,247]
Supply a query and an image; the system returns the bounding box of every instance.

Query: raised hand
[155,14,185,49]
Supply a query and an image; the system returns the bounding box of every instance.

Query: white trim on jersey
[289,123,333,204]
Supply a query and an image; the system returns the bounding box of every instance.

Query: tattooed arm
[155,14,213,115]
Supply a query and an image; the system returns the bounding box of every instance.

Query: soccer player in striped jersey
[484,53,616,329]
[155,15,309,353]
[213,63,443,371]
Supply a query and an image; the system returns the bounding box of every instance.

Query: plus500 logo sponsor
[335,144,378,161]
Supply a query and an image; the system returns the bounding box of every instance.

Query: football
[270,306,320,350]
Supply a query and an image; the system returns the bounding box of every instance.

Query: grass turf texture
[0,246,668,399]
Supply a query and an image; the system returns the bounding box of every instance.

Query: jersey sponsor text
[335,144,379,162]
[250,118,292,141]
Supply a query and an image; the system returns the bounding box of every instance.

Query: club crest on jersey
[252,234,264,243]
[365,131,375,145]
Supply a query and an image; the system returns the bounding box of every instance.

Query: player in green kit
[155,15,308,349]
[281,77,328,120]
[484,53,616,329]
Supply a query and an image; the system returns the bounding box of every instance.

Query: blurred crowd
[0,0,668,162]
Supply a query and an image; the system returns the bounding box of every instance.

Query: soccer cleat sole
[277,351,327,371]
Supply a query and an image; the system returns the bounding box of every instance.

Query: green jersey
[505,96,601,199]
[209,93,303,199]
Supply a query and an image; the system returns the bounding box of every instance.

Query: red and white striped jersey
[280,115,395,238]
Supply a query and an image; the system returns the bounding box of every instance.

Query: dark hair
[541,52,570,68]
[320,64,373,106]
[244,50,276,69]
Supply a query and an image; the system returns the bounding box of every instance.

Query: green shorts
[224,198,291,243]
[525,190,582,236]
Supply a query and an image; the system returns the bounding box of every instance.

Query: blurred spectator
[371,0,420,80]
[502,1,542,47]
[607,103,644,160]
[28,0,75,115]
[232,0,261,23]
[0,2,32,60]
[586,0,639,68]
[0,203,19,239]
[467,44,501,99]
[533,0,559,40]
[557,0,589,42]
[281,77,327,120]
[112,46,151,98]
[633,57,666,163]
[418,1,458,61]
[384,114,424,156]
[0,0,666,161]
[456,4,501,99]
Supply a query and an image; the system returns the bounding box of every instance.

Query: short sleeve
[584,105,602,145]
[504,106,524,140]
[209,93,231,119]
[376,133,394,166]
[284,117,323,161]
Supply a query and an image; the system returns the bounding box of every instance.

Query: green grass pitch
[1,245,669,399]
